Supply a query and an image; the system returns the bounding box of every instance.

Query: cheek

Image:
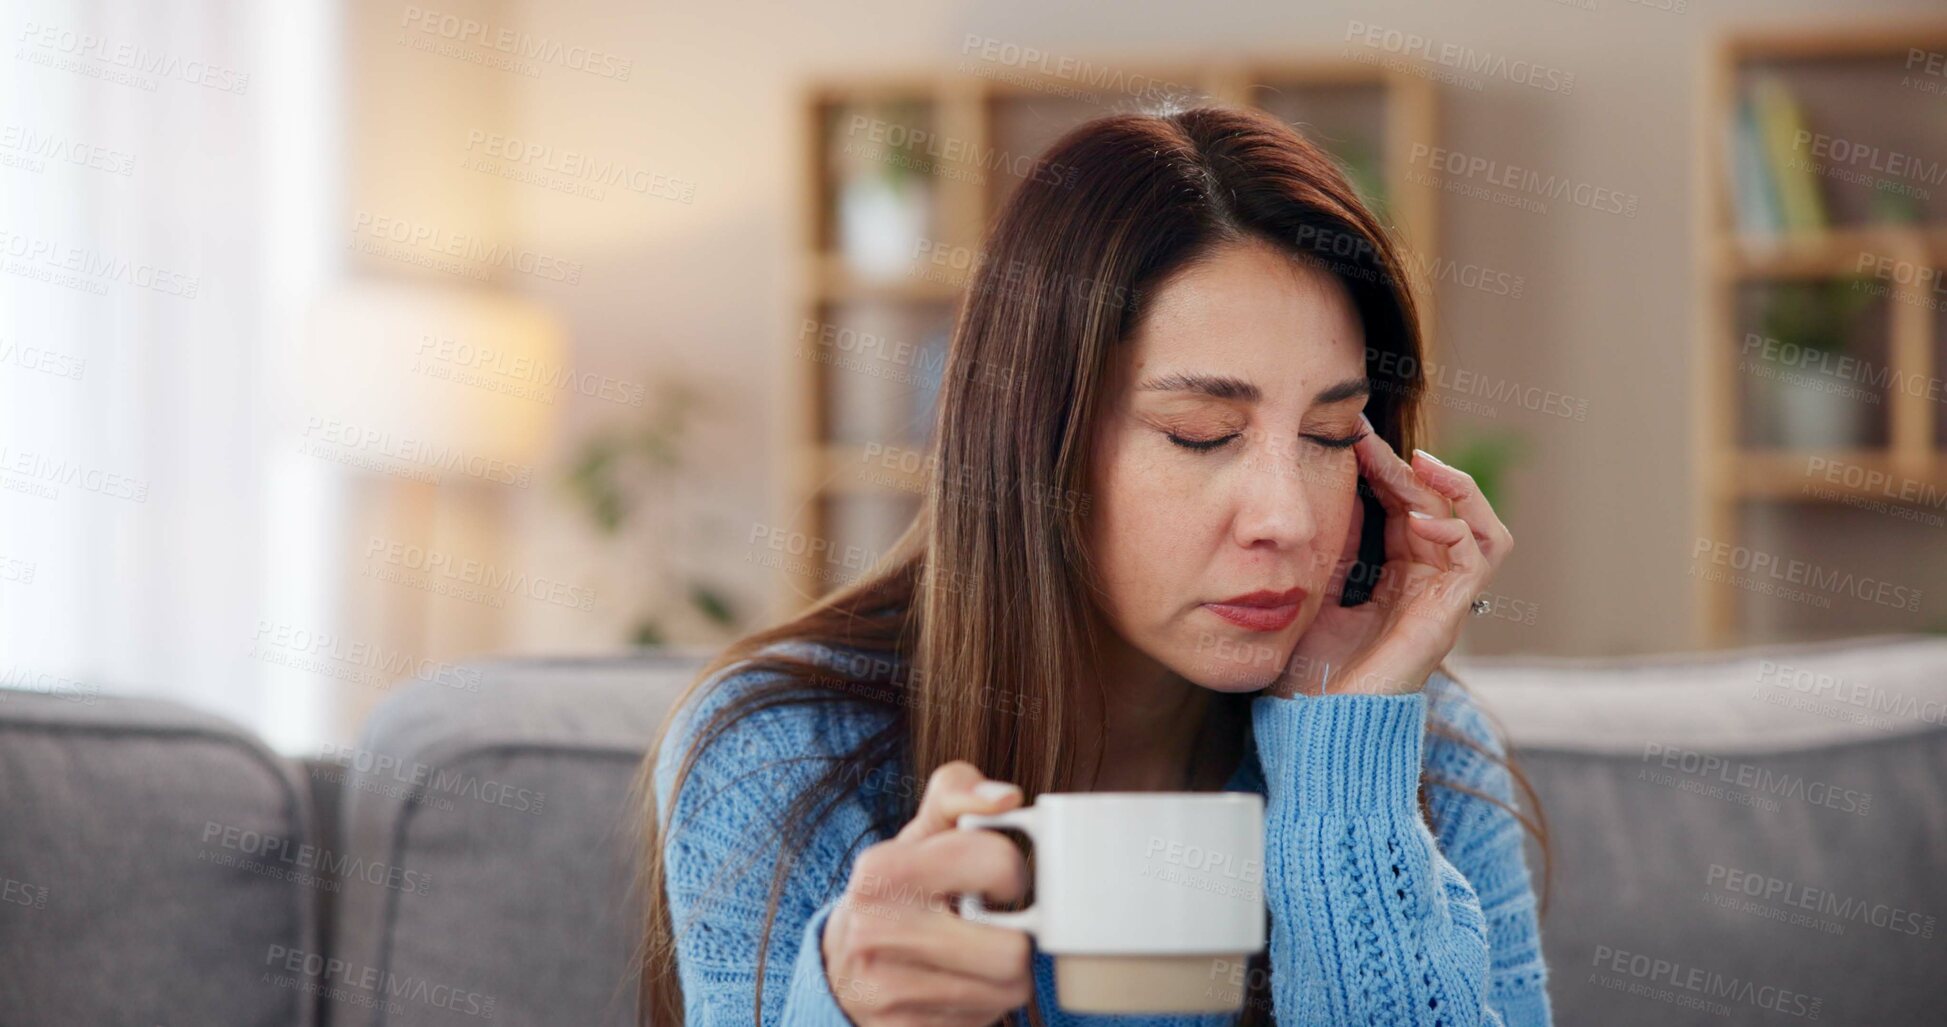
[1301,456,1361,577]
[1087,436,1216,608]
[1312,458,1359,522]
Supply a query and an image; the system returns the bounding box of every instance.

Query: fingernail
[1359,412,1374,432]
[1407,509,1433,520]
[1412,448,1449,468]
[974,781,1020,802]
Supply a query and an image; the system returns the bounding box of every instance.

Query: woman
[639,103,1553,1026]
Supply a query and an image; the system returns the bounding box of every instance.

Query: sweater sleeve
[1247,678,1552,1027]
[1424,679,1554,1024]
[652,664,890,1026]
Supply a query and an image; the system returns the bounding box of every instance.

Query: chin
[1173,635,1294,693]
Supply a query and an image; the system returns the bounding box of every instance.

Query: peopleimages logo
[1705,863,1936,939]
[1640,741,1872,816]
[0,228,200,297]
[350,211,583,285]
[399,5,631,80]
[0,338,86,380]
[363,537,597,612]
[0,556,36,585]
[1291,224,1528,299]
[1365,347,1587,422]
[317,743,546,815]
[0,445,150,502]
[1855,251,1947,297]
[0,124,136,176]
[1689,537,1922,612]
[0,667,97,704]
[1791,130,1947,189]
[1589,945,1822,1019]
[461,131,695,203]
[263,945,496,1018]
[299,416,535,488]
[15,20,251,94]
[1,874,47,910]
[251,619,484,694]
[414,331,646,407]
[956,35,1194,103]
[1754,658,1947,730]
[1407,144,1638,217]
[1344,21,1576,94]
[844,114,1077,190]
[1144,834,1263,888]
[200,821,433,895]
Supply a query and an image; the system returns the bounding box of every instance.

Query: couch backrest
[1457,633,1947,1026]
[323,652,701,1027]
[0,690,320,1027]
[330,633,1947,1026]
[8,634,1942,1026]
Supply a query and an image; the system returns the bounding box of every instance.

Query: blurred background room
[4,2,1947,1024]
[7,0,1946,754]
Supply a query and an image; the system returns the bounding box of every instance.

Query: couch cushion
[325,651,704,1027]
[0,690,318,1027]
[329,636,1947,1026]
[1457,633,1947,1026]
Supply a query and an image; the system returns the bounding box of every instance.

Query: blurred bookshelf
[779,57,1440,606]
[1696,21,1947,646]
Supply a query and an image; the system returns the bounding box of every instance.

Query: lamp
[294,278,566,733]
[300,278,564,469]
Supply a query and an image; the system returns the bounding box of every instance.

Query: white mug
[956,792,1266,1013]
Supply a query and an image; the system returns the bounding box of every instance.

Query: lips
[1202,586,1308,632]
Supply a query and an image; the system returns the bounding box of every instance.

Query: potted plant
[1750,279,1874,450]
[832,98,936,281]
[560,379,739,647]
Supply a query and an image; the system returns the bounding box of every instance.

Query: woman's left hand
[1272,414,1514,698]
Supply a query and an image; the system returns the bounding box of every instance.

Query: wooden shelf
[797,443,931,497]
[1721,21,1947,62]
[786,57,1441,606]
[1695,20,1947,646]
[1718,224,1947,279]
[1723,450,1947,499]
[808,78,949,103]
[807,253,964,303]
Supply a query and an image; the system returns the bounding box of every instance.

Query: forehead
[1125,238,1365,386]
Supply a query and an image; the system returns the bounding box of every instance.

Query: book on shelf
[1728,94,1781,237]
[1728,75,1830,240]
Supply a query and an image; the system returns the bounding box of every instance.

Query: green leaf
[1442,432,1527,511]
[1759,279,1872,356]
[689,582,737,627]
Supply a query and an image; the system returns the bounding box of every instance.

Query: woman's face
[1086,237,1369,692]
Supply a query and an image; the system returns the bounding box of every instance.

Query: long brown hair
[635,102,1550,1026]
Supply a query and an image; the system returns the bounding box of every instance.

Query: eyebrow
[1137,371,1370,406]
[1313,375,1371,405]
[1138,371,1260,401]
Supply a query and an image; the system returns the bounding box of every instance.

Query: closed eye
[1306,429,1368,450]
[1167,432,1240,452]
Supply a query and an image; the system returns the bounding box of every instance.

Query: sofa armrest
[325,651,707,1027]
[0,689,319,1027]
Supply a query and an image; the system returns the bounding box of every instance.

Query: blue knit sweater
[652,643,1553,1025]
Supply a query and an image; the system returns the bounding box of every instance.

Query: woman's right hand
[822,760,1035,1026]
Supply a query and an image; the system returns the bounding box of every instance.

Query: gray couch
[2,635,1943,1025]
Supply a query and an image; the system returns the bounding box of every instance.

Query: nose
[1230,448,1321,553]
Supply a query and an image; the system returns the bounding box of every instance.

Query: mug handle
[954,806,1040,932]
